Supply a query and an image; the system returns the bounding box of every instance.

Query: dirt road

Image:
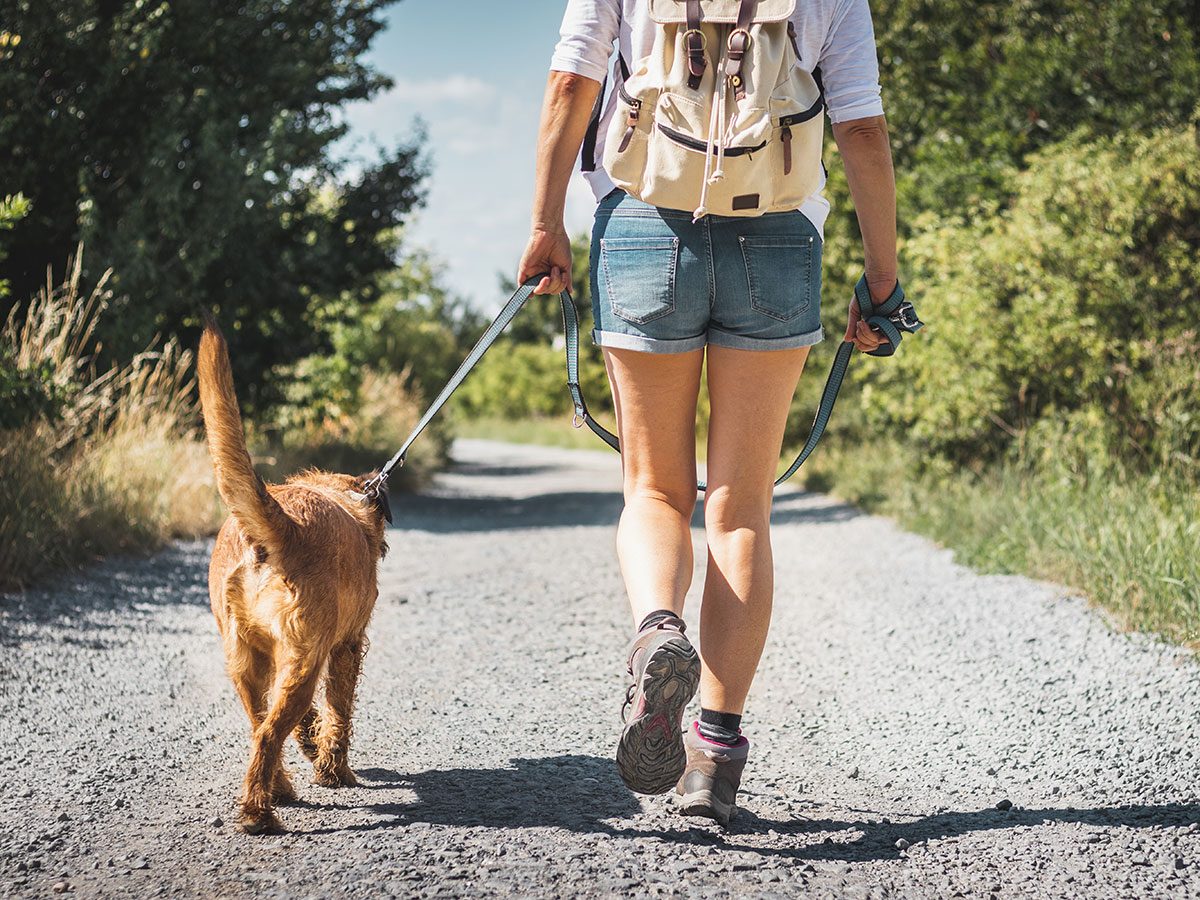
[2,439,1198,898]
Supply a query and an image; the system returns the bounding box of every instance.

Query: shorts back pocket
[601,237,679,325]
[739,234,817,322]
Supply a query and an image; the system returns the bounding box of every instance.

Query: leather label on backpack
[732,193,760,211]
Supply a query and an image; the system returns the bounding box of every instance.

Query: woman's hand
[517,226,573,295]
[844,295,886,353]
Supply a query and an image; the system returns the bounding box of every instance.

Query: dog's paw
[272,777,299,806]
[312,764,357,788]
[239,809,284,835]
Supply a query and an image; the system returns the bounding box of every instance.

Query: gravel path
[2,438,1198,899]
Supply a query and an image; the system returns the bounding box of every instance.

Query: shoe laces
[621,682,637,724]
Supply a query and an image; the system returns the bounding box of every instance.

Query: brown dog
[197,317,390,834]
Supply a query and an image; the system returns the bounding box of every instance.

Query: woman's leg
[699,343,811,715]
[602,346,705,624]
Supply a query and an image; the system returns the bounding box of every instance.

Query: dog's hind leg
[294,706,320,762]
[312,634,366,788]
[240,651,322,834]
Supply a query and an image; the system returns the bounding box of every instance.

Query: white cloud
[388,74,497,104]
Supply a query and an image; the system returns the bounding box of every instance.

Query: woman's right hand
[517,227,573,295]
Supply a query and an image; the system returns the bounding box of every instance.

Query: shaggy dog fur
[197,317,389,834]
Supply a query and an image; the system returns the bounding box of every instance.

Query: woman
[518,0,896,825]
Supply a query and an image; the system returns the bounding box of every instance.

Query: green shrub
[452,340,610,420]
[806,121,1200,470]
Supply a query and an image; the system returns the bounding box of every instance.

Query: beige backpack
[591,0,824,221]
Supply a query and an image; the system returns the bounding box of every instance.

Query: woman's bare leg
[602,346,704,625]
[700,343,810,715]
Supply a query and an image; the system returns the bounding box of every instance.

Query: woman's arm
[517,71,602,296]
[834,113,896,352]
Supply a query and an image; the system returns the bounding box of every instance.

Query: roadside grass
[806,443,1200,649]
[0,259,222,589]
[453,413,616,451]
[253,370,449,489]
[0,261,444,591]
[455,415,1199,648]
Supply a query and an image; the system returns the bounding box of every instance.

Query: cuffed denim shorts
[589,189,824,353]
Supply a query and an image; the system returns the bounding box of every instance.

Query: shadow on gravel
[395,489,860,534]
[444,461,561,479]
[302,755,641,835]
[286,755,1200,858]
[769,494,862,526]
[0,541,211,644]
[644,801,1200,862]
[395,491,625,533]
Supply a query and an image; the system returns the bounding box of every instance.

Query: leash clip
[572,408,585,429]
[889,300,923,333]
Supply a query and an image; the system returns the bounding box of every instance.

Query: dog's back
[197,318,386,631]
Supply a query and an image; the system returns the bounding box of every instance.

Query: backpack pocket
[604,79,659,197]
[767,69,825,209]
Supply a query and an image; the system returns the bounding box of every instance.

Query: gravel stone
[2,439,1199,899]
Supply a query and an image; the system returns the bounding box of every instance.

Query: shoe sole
[616,636,701,795]
[676,788,736,826]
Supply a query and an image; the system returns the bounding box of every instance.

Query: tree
[873,0,1200,216]
[0,0,425,411]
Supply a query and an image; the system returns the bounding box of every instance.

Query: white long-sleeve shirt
[550,0,885,234]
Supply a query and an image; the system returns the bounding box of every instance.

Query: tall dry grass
[0,253,221,589]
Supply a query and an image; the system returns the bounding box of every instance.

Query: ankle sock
[698,709,742,745]
[637,609,683,633]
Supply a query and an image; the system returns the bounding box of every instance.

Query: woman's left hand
[844,297,886,353]
[517,227,573,295]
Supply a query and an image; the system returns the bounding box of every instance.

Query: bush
[807,120,1200,470]
[256,367,448,490]
[452,340,609,421]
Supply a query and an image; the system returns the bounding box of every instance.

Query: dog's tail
[197,313,293,555]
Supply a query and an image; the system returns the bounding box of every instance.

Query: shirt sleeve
[818,0,886,124]
[549,0,621,84]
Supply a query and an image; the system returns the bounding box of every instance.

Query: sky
[340,0,600,311]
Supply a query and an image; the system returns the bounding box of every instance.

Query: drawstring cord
[694,40,730,223]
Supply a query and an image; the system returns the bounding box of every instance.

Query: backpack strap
[580,56,631,174]
[685,0,707,89]
[725,0,756,101]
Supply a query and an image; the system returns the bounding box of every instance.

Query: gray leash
[363,274,921,499]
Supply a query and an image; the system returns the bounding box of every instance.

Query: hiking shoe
[675,721,750,826]
[616,615,701,795]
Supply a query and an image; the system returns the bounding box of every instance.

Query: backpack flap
[648,0,796,24]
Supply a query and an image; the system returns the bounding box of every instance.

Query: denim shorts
[589,189,824,353]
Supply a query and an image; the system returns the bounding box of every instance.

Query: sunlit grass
[0,254,222,589]
[805,442,1200,649]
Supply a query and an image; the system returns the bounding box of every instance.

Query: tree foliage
[0,0,424,409]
